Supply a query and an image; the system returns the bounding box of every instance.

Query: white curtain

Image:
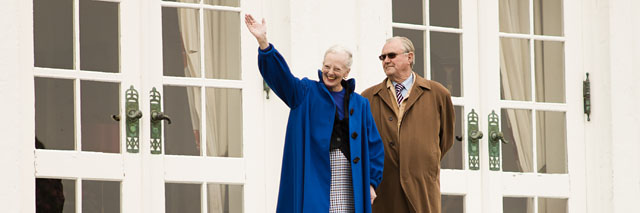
[178,4,241,212]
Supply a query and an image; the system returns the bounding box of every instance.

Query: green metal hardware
[125,86,142,153]
[150,87,163,154]
[263,80,271,99]
[488,110,508,171]
[583,73,591,121]
[468,109,483,170]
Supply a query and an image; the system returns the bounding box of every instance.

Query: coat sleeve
[365,100,384,188]
[258,44,306,108]
[439,90,455,159]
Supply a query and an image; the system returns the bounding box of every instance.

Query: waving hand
[245,14,269,50]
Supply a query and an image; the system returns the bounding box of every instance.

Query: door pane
[430,31,462,97]
[538,197,567,213]
[393,28,425,78]
[442,195,464,213]
[35,178,75,213]
[501,109,533,173]
[166,183,201,213]
[500,38,531,101]
[442,106,463,169]
[503,197,534,213]
[163,7,201,78]
[207,183,243,213]
[81,81,120,153]
[82,180,120,213]
[204,0,240,7]
[206,88,243,157]
[35,78,75,150]
[536,111,567,174]
[534,41,565,103]
[499,0,530,34]
[33,0,73,69]
[429,0,459,28]
[392,0,423,25]
[164,86,201,156]
[80,0,119,73]
[534,0,564,36]
[204,10,241,80]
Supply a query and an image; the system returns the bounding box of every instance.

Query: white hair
[323,45,353,69]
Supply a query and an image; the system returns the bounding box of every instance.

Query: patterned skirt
[329,149,355,212]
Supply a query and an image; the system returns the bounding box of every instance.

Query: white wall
[0,0,35,212]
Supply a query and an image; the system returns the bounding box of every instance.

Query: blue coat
[258,44,384,213]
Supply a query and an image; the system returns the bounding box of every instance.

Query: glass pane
[166,183,201,213]
[534,41,565,103]
[429,0,459,28]
[442,195,464,213]
[164,0,199,3]
[430,31,462,97]
[534,0,563,36]
[536,111,567,174]
[204,0,240,7]
[501,109,533,173]
[503,197,533,213]
[81,81,120,153]
[36,178,75,213]
[393,28,425,78]
[35,78,75,150]
[163,7,201,78]
[539,197,568,213]
[82,180,120,213]
[500,38,531,101]
[441,106,463,169]
[33,0,73,69]
[392,0,423,25]
[204,10,241,80]
[164,86,201,156]
[499,0,530,34]
[206,88,243,157]
[207,184,243,213]
[80,0,119,73]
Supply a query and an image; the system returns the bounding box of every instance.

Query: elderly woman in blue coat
[245,14,384,213]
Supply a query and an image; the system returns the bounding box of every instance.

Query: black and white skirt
[329,149,355,212]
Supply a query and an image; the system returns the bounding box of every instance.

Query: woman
[245,14,384,213]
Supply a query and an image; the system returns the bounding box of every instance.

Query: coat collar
[372,72,432,114]
[317,70,356,94]
[372,72,431,96]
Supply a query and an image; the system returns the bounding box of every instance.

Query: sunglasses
[378,52,408,61]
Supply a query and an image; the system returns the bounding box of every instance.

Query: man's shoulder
[361,79,387,98]
[414,75,451,97]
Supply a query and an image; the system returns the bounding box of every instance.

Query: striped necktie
[394,83,405,106]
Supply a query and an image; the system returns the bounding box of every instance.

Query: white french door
[33,0,264,212]
[391,0,585,212]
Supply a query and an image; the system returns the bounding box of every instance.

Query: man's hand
[244,14,269,50]
[370,185,377,205]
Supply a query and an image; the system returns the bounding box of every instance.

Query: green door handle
[468,109,481,170]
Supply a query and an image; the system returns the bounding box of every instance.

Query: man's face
[380,39,413,78]
[322,52,351,92]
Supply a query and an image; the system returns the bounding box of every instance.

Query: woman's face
[322,52,351,92]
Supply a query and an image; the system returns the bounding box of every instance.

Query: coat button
[350,109,354,115]
[353,157,360,164]
[388,116,393,121]
[389,141,395,146]
[351,132,358,139]
[337,138,341,142]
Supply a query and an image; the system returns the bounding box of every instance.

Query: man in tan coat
[362,36,455,213]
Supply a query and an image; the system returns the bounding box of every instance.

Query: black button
[389,141,395,146]
[388,116,393,121]
[350,109,354,115]
[353,157,360,164]
[351,132,358,139]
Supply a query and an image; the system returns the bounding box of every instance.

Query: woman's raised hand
[245,14,269,50]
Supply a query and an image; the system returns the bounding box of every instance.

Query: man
[362,36,455,213]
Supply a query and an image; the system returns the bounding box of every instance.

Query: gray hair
[324,45,353,69]
[386,36,415,67]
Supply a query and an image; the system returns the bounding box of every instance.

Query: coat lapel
[403,74,431,116]
[373,78,397,113]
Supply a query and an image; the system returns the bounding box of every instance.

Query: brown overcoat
[362,74,455,213]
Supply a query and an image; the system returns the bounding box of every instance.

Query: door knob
[151,111,172,124]
[488,110,504,171]
[468,109,481,170]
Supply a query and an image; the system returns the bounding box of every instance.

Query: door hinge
[583,73,591,121]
